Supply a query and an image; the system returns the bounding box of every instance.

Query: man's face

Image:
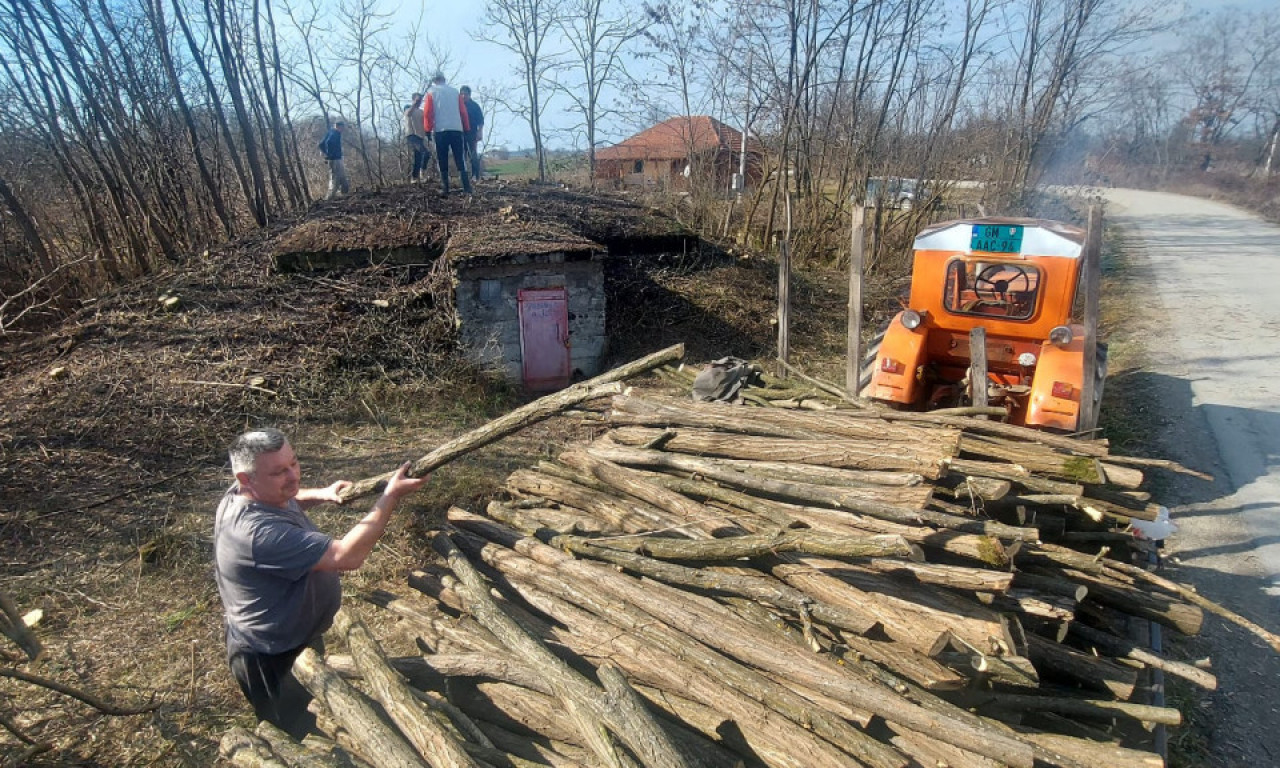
[240,442,301,507]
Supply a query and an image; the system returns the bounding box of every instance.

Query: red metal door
[518,287,570,390]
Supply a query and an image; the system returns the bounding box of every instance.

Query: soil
[1102,188,1280,767]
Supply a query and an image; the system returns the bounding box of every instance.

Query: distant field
[486,155,539,179]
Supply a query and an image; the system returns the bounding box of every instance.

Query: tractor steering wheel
[974,264,1030,303]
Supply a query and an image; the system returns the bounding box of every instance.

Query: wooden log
[557,449,742,535]
[946,458,1085,496]
[841,633,968,691]
[1025,635,1138,700]
[608,425,955,477]
[333,612,481,767]
[457,682,589,746]
[853,559,1014,593]
[1011,571,1088,602]
[0,590,42,661]
[507,470,700,538]
[298,734,378,768]
[793,555,1016,656]
[337,344,684,502]
[812,405,1114,458]
[446,524,899,768]
[291,648,430,768]
[1098,462,1145,488]
[609,393,957,445]
[977,692,1181,726]
[936,652,1040,689]
[254,722,365,768]
[530,532,881,635]
[1106,558,1280,652]
[569,528,918,562]
[982,590,1077,621]
[1047,566,1204,635]
[781,503,1012,567]
[884,724,1003,768]
[958,434,1105,484]
[1016,494,1158,523]
[433,532,695,768]
[360,589,507,656]
[487,500,611,535]
[1016,732,1165,768]
[1067,619,1217,690]
[219,727,292,768]
[471,721,592,768]
[589,441,1036,540]
[969,327,989,409]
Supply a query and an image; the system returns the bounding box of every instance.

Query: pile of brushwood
[219,352,1280,768]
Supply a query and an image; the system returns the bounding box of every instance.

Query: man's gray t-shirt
[214,486,340,657]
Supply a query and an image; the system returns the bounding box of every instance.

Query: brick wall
[455,258,607,382]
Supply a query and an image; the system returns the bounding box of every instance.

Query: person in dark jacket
[460,86,484,182]
[422,73,472,195]
[318,119,349,199]
[403,93,429,183]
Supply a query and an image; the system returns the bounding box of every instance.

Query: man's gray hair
[229,428,289,476]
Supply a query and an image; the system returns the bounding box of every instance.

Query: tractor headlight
[901,309,925,330]
[1048,326,1073,346]
[1018,352,1037,367]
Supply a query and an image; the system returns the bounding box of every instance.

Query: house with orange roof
[594,116,764,192]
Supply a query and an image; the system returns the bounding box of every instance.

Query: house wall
[455,258,606,383]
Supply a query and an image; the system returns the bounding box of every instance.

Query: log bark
[219,728,292,768]
[608,425,954,477]
[338,344,684,502]
[0,590,42,661]
[1106,558,1280,652]
[790,555,1015,656]
[853,559,1014,593]
[254,722,366,768]
[1046,566,1204,635]
[936,652,1040,688]
[781,503,1012,567]
[448,527,897,768]
[840,634,968,691]
[977,692,1181,726]
[1025,635,1138,700]
[452,527,1038,766]
[291,648,431,768]
[1066,620,1217,690]
[507,470,701,538]
[433,532,695,768]
[958,434,1104,484]
[333,612,482,767]
[589,441,1035,539]
[609,393,958,446]
[569,528,917,562]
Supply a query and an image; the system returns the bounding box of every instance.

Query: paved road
[1103,188,1280,766]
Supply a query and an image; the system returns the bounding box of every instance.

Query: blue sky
[396,0,1276,151]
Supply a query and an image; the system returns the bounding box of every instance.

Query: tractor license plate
[970,224,1024,253]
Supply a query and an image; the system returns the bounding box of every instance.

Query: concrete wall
[455,257,606,383]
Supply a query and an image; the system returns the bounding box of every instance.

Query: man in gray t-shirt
[214,428,426,737]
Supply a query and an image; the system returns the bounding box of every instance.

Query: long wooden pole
[847,203,865,395]
[337,344,684,502]
[1078,205,1102,432]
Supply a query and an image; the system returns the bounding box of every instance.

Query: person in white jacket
[422,73,472,195]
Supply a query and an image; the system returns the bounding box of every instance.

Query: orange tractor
[862,217,1104,432]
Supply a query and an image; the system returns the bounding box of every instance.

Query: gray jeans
[326,158,349,199]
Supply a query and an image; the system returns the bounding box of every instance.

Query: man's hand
[383,462,429,502]
[476,127,483,142]
[297,480,353,508]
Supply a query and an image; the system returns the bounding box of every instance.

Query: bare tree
[478,0,564,182]
[558,0,647,182]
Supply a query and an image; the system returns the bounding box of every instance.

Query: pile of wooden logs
[222,369,1280,768]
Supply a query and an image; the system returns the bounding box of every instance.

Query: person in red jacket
[422,73,472,195]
